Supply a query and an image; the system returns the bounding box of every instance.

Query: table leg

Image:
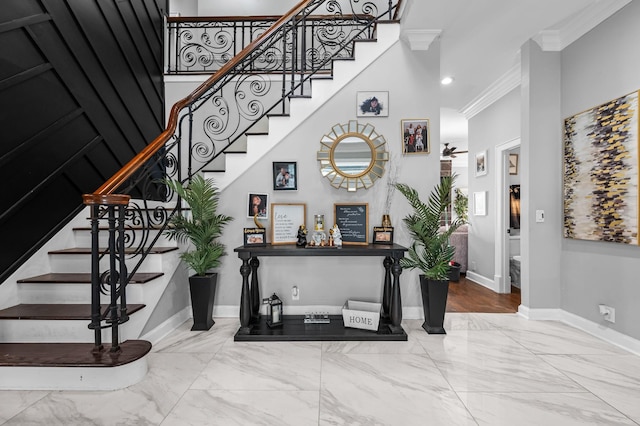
[239,257,252,333]
[381,256,392,319]
[250,257,260,320]
[389,255,403,333]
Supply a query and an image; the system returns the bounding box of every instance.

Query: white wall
[559,1,640,339]
[467,88,520,279]
[205,39,441,311]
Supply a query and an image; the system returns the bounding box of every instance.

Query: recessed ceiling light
[441,76,454,85]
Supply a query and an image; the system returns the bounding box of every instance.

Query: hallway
[447,275,521,313]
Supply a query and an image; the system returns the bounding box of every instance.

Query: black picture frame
[334,203,369,245]
[248,193,269,219]
[273,162,297,191]
[373,226,394,245]
[243,228,266,247]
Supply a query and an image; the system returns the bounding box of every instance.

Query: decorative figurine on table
[332,224,342,247]
[296,224,308,247]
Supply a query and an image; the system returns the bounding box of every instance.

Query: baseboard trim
[465,271,495,291]
[520,307,640,356]
[140,307,192,345]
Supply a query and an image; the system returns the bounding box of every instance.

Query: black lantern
[266,293,283,328]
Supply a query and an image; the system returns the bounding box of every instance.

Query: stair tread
[0,303,145,320]
[17,272,163,284]
[0,340,151,367]
[49,247,178,254]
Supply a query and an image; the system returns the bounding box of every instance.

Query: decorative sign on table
[334,203,368,245]
[270,203,306,245]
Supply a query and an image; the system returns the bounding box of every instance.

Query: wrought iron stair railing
[82,0,401,353]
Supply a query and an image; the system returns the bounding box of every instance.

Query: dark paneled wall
[0,0,167,283]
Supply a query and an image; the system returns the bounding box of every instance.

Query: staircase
[0,4,401,390]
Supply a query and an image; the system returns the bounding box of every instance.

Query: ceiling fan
[442,143,468,158]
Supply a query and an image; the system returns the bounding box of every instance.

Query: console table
[233,244,408,342]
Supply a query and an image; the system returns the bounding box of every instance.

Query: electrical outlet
[599,304,615,323]
[471,261,477,271]
[292,286,299,301]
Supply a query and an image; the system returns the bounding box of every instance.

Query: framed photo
[334,203,369,245]
[272,161,297,191]
[373,226,394,245]
[243,228,266,247]
[473,191,487,216]
[475,150,487,177]
[270,203,306,245]
[509,153,519,175]
[401,119,430,154]
[356,91,388,117]
[248,193,268,219]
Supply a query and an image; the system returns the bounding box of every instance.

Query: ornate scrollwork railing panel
[85,0,400,352]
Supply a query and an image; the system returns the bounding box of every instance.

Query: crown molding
[400,29,441,51]
[534,0,631,51]
[460,62,521,120]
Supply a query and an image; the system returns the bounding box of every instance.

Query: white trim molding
[519,307,640,356]
[460,62,521,120]
[400,29,441,51]
[465,271,496,292]
[533,0,632,51]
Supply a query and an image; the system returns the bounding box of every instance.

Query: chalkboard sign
[334,203,369,245]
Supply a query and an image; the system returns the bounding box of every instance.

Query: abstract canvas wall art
[563,90,639,244]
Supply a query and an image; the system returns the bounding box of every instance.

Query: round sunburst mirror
[317,120,388,192]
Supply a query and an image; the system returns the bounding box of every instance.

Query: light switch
[536,210,545,223]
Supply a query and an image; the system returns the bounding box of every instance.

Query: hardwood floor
[447,274,521,313]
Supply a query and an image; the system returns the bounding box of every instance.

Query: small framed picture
[273,162,297,190]
[270,203,306,245]
[248,193,268,219]
[475,150,487,177]
[356,91,389,117]
[243,228,266,247]
[473,191,487,216]
[373,226,394,245]
[401,119,430,154]
[509,153,518,175]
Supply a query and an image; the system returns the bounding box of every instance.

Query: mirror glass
[317,120,388,192]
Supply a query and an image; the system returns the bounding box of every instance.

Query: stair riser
[17,283,146,304]
[73,230,174,247]
[0,319,139,343]
[49,253,164,274]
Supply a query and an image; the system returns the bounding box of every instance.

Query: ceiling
[399,0,629,156]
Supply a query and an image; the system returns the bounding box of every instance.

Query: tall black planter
[189,273,218,331]
[419,275,449,334]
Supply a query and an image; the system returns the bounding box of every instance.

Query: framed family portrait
[272,161,297,190]
[475,150,487,177]
[247,193,268,219]
[356,91,388,117]
[401,119,430,154]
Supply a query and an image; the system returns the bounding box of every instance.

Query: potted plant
[164,175,233,330]
[395,175,464,334]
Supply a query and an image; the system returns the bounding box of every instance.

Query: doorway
[494,138,521,297]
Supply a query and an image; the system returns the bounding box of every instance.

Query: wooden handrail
[83,0,315,206]
[167,14,374,23]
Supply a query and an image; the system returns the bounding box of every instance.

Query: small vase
[382,214,392,227]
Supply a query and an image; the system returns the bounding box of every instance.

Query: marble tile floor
[2,313,640,425]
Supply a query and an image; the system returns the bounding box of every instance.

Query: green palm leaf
[396,175,462,280]
[164,175,233,276]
